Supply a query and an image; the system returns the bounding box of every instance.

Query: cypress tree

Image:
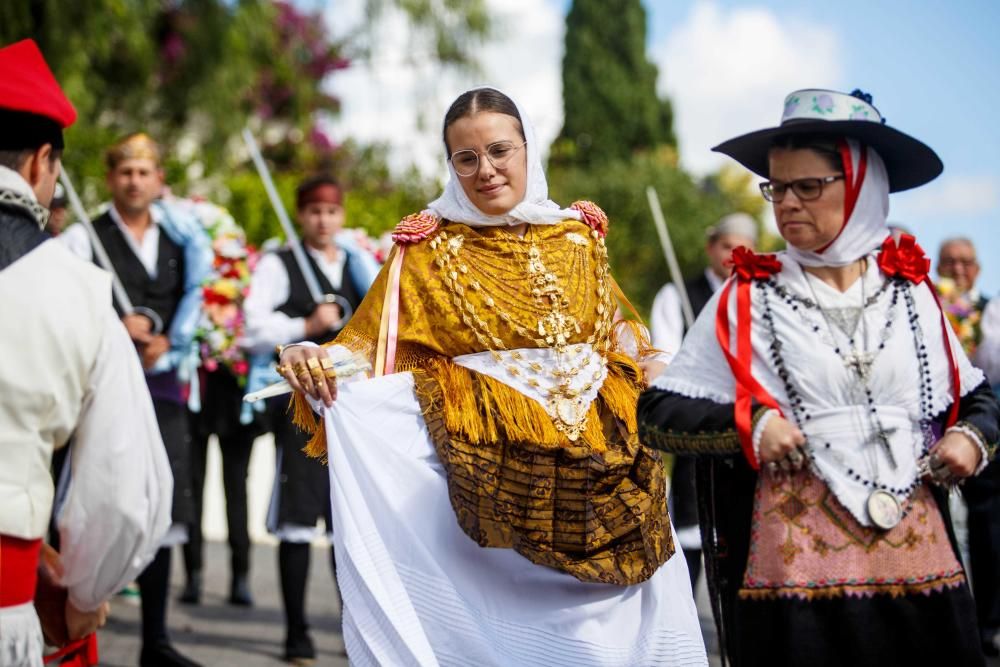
[556,0,675,166]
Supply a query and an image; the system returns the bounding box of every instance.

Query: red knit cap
[0,39,77,150]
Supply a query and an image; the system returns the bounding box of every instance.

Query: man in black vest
[937,238,1000,657]
[649,213,758,589]
[61,133,209,667]
[243,175,375,663]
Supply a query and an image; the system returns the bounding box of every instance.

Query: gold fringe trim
[420,357,645,454]
[295,350,646,463]
[289,391,329,463]
[599,352,642,433]
[738,572,967,601]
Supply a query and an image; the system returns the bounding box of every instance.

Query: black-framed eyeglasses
[449,140,527,177]
[759,175,844,202]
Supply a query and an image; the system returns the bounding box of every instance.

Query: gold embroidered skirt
[414,356,672,586]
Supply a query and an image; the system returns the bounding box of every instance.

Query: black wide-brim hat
[712,89,942,193]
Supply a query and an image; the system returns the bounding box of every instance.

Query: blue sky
[643,0,1000,293]
[322,0,1000,292]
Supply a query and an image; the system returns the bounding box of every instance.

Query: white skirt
[0,602,43,667]
[323,372,708,666]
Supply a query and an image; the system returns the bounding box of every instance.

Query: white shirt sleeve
[243,252,307,354]
[649,283,684,355]
[974,297,1000,385]
[56,308,173,612]
[59,223,94,262]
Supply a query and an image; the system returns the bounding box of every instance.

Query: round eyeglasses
[449,140,527,177]
[759,175,844,203]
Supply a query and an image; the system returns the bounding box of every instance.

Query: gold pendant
[551,395,587,441]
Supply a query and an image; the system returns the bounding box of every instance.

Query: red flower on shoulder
[391,210,440,245]
[571,200,608,237]
[729,246,782,282]
[877,233,930,283]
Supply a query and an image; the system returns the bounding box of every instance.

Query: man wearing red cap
[0,39,172,666]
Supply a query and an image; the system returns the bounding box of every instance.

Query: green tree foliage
[549,151,752,316]
[548,0,763,317]
[554,0,675,167]
[0,0,487,243]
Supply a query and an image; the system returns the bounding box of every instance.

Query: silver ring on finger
[787,449,804,469]
[766,461,780,475]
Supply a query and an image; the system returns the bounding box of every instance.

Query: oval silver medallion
[867,490,902,530]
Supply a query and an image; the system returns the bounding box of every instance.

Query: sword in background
[241,128,352,324]
[59,169,165,334]
[646,186,695,329]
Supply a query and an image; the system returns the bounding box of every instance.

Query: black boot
[178,570,201,605]
[139,640,202,667]
[228,573,254,607]
[280,542,314,664]
[283,630,316,665]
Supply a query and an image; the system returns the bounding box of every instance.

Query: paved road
[93,539,722,666]
[97,542,348,667]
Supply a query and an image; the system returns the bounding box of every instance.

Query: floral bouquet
[183,199,259,387]
[936,277,983,357]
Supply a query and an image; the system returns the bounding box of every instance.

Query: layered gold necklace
[430,227,615,440]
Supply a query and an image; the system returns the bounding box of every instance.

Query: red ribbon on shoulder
[715,246,784,469]
[877,233,961,426]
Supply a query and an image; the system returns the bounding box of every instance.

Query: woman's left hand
[928,430,983,481]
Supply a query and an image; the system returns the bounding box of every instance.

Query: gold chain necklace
[430,228,615,440]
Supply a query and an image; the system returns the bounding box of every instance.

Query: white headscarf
[427,87,582,228]
[785,139,891,267]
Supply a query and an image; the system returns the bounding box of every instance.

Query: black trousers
[182,419,255,577]
[269,400,333,529]
[153,398,194,525]
[964,457,1000,640]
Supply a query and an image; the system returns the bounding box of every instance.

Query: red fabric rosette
[570,200,608,237]
[391,211,440,245]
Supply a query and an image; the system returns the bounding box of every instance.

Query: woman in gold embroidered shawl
[277,87,707,666]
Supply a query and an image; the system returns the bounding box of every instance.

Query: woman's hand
[759,415,807,473]
[928,430,982,482]
[638,358,667,386]
[278,345,338,407]
[65,600,108,640]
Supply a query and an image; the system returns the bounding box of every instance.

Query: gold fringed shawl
[291,219,672,583]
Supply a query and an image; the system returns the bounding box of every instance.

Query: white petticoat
[321,372,708,667]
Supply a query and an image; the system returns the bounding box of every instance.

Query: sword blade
[241,128,326,306]
[59,170,135,315]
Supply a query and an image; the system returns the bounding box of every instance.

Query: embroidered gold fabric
[415,356,672,586]
[324,220,672,584]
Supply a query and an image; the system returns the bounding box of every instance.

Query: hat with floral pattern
[712,89,942,192]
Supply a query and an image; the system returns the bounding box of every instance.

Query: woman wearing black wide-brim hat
[639,88,999,666]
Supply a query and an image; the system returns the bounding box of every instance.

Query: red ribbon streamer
[44,634,98,666]
[816,139,868,254]
[715,247,784,469]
